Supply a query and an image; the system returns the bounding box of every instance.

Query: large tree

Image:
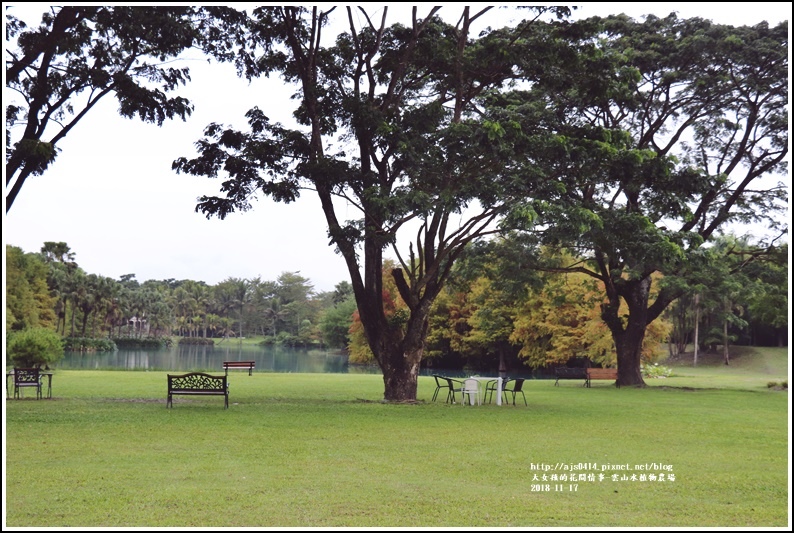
[4,6,243,211]
[505,15,788,385]
[173,6,571,400]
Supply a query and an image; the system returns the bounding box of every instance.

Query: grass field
[3,346,790,527]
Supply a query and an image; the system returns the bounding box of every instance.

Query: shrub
[7,327,65,369]
[114,337,172,349]
[63,337,117,352]
[641,362,672,378]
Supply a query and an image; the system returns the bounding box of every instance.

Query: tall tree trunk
[601,277,652,387]
[723,315,730,365]
[379,346,422,401]
[362,317,426,402]
[70,302,77,337]
[693,293,700,367]
[364,295,431,402]
[612,323,647,387]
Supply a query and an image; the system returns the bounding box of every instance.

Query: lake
[47,344,544,379]
[55,344,382,374]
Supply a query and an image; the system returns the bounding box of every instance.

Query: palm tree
[215,278,249,339]
[66,269,87,337]
[184,281,210,337]
[170,287,197,336]
[40,241,76,265]
[148,299,174,337]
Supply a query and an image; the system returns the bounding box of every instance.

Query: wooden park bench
[223,360,255,376]
[167,372,228,408]
[554,367,588,386]
[585,368,619,388]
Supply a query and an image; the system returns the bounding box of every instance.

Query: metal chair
[444,377,464,404]
[13,368,42,400]
[461,378,481,406]
[484,377,509,404]
[502,378,527,406]
[431,374,450,402]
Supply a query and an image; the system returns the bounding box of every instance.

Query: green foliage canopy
[494,14,789,385]
[7,327,65,369]
[5,6,246,211]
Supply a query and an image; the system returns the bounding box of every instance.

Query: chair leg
[463,392,472,406]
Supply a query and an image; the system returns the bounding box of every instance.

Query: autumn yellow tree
[511,267,671,368]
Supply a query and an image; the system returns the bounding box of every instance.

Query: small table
[465,376,503,406]
[6,369,54,399]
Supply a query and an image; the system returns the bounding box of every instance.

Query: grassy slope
[654,345,789,390]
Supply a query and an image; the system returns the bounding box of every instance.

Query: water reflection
[57,344,382,374]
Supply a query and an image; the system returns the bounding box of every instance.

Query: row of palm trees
[40,243,327,341]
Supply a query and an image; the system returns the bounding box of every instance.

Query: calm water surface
[48,344,542,379]
[56,344,382,374]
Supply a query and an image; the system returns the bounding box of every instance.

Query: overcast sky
[3,3,790,293]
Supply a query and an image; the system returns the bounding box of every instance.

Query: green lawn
[3,347,790,527]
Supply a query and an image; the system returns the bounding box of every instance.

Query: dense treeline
[5,238,787,374]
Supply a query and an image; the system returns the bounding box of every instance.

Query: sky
[3,3,791,293]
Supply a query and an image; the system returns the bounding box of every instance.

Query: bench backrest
[168,372,226,390]
[14,368,41,386]
[223,361,255,367]
[556,367,587,378]
[586,368,617,378]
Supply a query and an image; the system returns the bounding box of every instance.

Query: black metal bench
[167,372,228,408]
[223,360,255,376]
[554,367,588,386]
